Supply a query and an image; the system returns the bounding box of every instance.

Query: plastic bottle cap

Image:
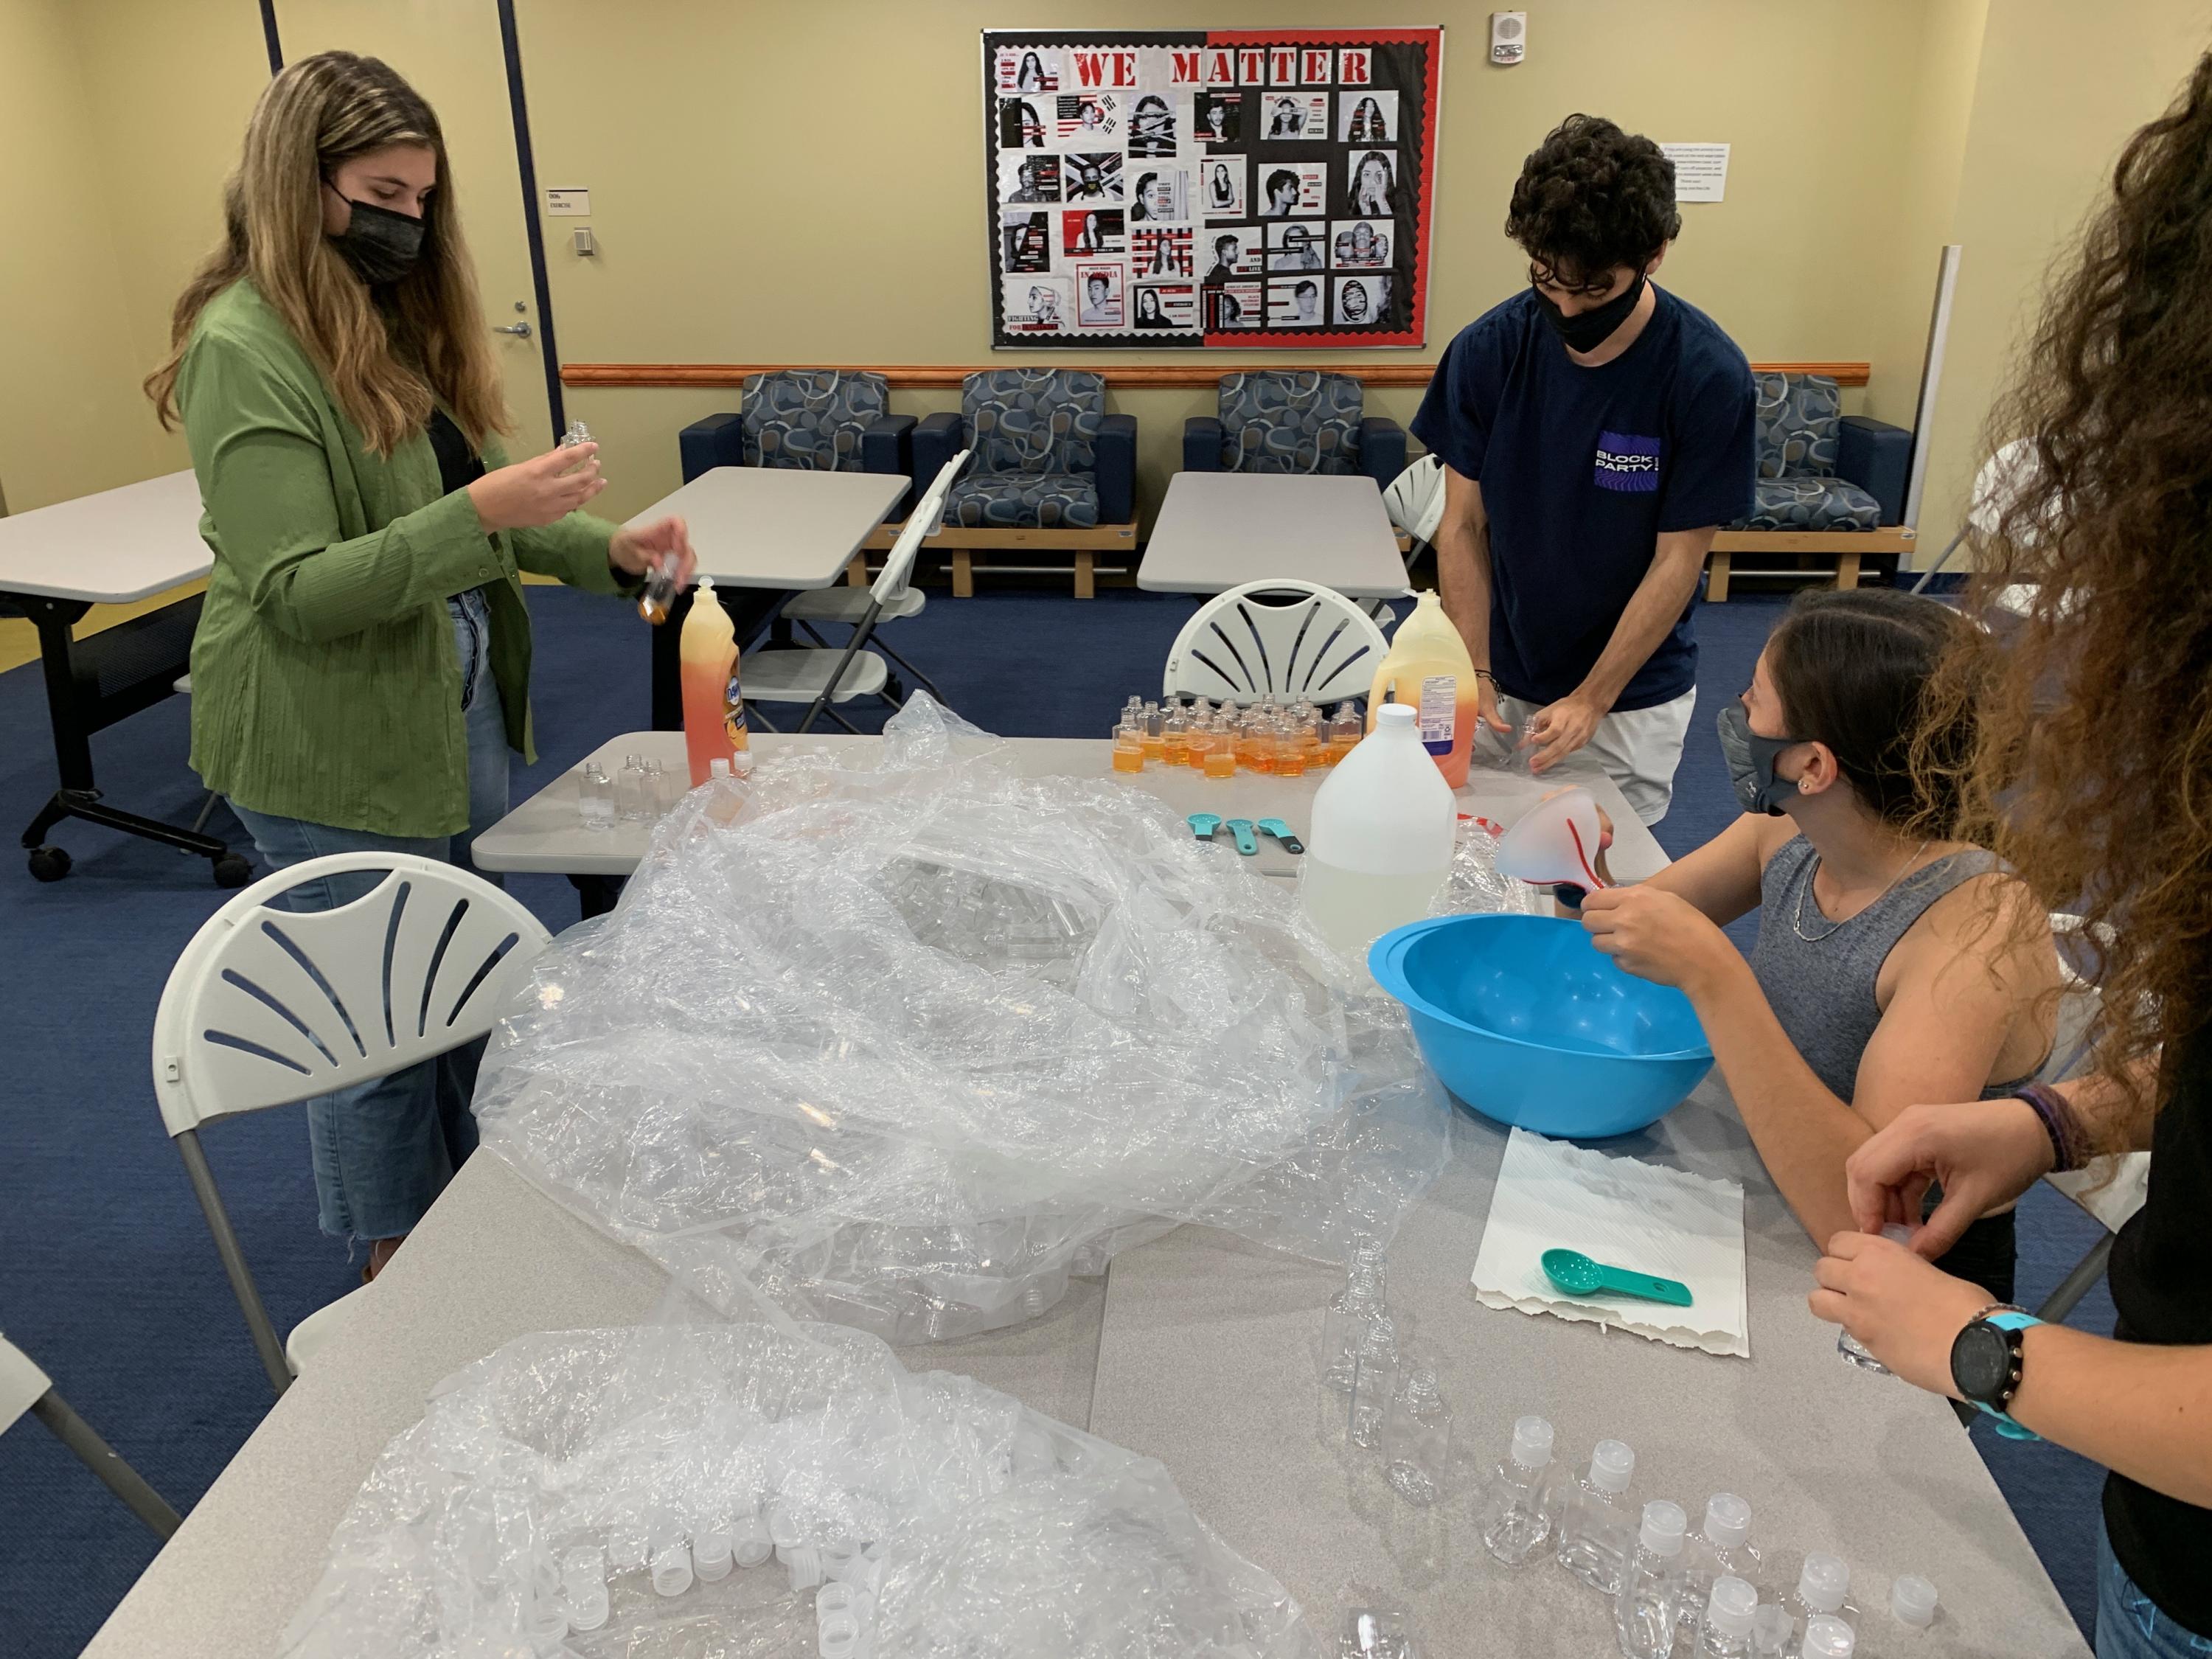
[1803,1614,1856,1658]
[1509,1414,1554,1469]
[1798,1552,1850,1612]
[1639,1500,1687,1557]
[1375,703,1416,729]
[709,758,730,779]
[1704,1491,1753,1551]
[1706,1576,1758,1638]
[1891,1573,1938,1628]
[1590,1439,1635,1494]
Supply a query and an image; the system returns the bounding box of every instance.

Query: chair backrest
[740,370,890,471]
[961,369,1104,476]
[1163,580,1390,705]
[1966,437,2042,543]
[1217,371,1366,475]
[1751,372,1842,481]
[1383,454,1445,546]
[151,853,553,1135]
[873,450,968,607]
[0,1334,49,1436]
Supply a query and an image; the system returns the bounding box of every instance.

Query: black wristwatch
[1949,1304,2042,1440]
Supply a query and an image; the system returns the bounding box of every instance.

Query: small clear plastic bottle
[1697,1576,1761,1659]
[1683,1493,1765,1640]
[1163,702,1191,767]
[1477,1413,1559,1566]
[1556,1437,1638,1594]
[1614,1499,1691,1659]
[1890,1573,1938,1633]
[1141,700,1166,762]
[561,1545,609,1633]
[1276,706,1309,777]
[1186,716,1217,772]
[1319,1256,1388,1391]
[615,753,651,821]
[1203,714,1239,777]
[1329,701,1364,763]
[1380,1354,1452,1504]
[1801,1615,1856,1659]
[1112,718,1146,773]
[577,762,613,830]
[1783,1554,1860,1655]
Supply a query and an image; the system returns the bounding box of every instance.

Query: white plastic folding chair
[1162,578,1390,706]
[151,852,552,1396]
[2,1330,181,1537]
[1912,437,2039,596]
[742,450,970,735]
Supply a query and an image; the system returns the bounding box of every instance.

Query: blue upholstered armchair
[1733,373,1909,532]
[676,369,917,509]
[1180,371,1407,488]
[911,369,1136,532]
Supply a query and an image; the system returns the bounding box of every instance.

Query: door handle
[492,321,532,338]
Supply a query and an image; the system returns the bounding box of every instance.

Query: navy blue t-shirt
[1411,288,1755,710]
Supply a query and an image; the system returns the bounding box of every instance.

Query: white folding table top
[1138,471,1410,599]
[471,731,1667,885]
[0,470,210,603]
[627,466,906,591]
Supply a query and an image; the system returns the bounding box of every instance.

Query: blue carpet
[0,581,2111,1655]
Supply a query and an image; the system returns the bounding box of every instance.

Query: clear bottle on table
[1343,1308,1399,1453]
[1380,1349,1452,1505]
[637,757,668,816]
[577,762,613,830]
[1319,1252,1388,1391]
[1141,700,1166,763]
[615,752,650,820]
[1781,1554,1859,1656]
[1614,1499,1691,1659]
[1203,714,1238,778]
[1801,1615,1856,1659]
[1163,701,1191,767]
[1476,1413,1559,1566]
[1185,714,1217,773]
[1889,1573,1938,1633]
[1111,718,1146,773]
[1557,1437,1638,1593]
[1697,1576,1761,1659]
[1329,701,1364,764]
[1275,706,1309,777]
[1839,1225,1916,1370]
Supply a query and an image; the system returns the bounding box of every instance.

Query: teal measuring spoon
[1222,818,1260,855]
[1255,818,1305,854]
[1187,813,1224,843]
[1540,1248,1694,1308]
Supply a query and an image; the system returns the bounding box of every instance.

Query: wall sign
[983,28,1442,349]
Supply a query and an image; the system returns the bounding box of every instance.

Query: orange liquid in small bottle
[1204,745,1237,779]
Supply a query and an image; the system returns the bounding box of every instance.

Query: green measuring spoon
[1540,1248,1694,1308]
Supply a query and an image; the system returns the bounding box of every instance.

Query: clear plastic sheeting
[1428,821,1551,919]
[475,697,1447,1342]
[279,1322,1324,1659]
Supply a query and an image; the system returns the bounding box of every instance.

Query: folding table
[1137,471,1411,599]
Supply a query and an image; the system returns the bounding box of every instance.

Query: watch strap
[1964,1310,2044,1442]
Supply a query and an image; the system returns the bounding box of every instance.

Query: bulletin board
[983,28,1442,349]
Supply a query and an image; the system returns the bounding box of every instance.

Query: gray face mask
[1715,703,1804,816]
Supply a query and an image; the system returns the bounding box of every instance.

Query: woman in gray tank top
[1575,589,2058,1300]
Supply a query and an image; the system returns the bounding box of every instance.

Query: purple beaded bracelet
[2012,1082,2088,1173]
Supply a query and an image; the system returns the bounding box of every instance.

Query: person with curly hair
[1412,114,1755,824]
[1812,57,2212,1657]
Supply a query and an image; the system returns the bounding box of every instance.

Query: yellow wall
[519,0,1988,526]
[1914,0,2212,555]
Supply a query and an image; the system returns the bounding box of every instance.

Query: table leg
[567,873,625,919]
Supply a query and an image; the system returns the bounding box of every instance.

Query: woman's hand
[1578,883,1731,992]
[1845,1098,2055,1253]
[609,516,698,586]
[1809,1231,1990,1395]
[467,443,606,532]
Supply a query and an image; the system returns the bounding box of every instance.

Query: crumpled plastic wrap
[279,1321,1324,1659]
[1428,821,1551,918]
[475,697,1447,1342]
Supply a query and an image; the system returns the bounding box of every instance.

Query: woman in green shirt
[145,52,695,1278]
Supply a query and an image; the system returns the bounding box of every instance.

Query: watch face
[1952,1321,2014,1402]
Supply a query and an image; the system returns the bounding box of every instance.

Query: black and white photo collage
[988,37,1419,344]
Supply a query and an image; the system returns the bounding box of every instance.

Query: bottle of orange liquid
[681,578,742,785]
[1203,714,1238,777]
[1366,591,1478,789]
[1163,703,1191,768]
[1111,717,1146,773]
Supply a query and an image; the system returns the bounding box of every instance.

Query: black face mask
[1715,703,1806,816]
[328,195,426,285]
[1537,267,1646,354]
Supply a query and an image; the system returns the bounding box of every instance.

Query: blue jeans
[229,594,512,1243]
[2100,1524,2212,1658]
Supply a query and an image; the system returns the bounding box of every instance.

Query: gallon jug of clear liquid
[1366,590,1480,788]
[1302,703,1455,955]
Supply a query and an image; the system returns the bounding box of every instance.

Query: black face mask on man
[1536,266,1646,354]
[1714,703,1806,816]
[327,193,426,285]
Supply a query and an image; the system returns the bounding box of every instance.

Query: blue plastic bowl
[1368,914,1714,1138]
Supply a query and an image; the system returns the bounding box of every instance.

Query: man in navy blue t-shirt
[1411,115,1756,823]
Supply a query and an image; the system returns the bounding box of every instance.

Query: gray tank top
[1751,837,2028,1101]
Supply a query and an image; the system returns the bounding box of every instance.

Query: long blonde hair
[146,51,505,455]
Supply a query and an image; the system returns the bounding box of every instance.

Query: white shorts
[1492,687,1698,826]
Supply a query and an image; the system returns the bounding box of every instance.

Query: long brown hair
[1916,51,2212,1124]
[145,51,504,454]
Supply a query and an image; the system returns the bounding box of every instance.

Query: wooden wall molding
[561,360,1872,390]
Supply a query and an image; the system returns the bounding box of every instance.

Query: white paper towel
[1471,1127,1750,1358]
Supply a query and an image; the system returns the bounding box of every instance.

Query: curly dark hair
[1505,114,1681,285]
[1912,51,2212,1134]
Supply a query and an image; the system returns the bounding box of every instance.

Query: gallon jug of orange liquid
[681,578,747,785]
[1366,591,1478,789]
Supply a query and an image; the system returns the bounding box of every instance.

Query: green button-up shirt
[178,279,629,838]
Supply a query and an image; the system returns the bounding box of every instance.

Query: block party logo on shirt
[1593,431,1661,493]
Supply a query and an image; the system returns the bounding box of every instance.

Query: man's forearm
[1574,529,1713,710]
[1433,515,1492,671]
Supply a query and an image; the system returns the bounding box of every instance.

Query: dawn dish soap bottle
[1366,589,1480,788]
